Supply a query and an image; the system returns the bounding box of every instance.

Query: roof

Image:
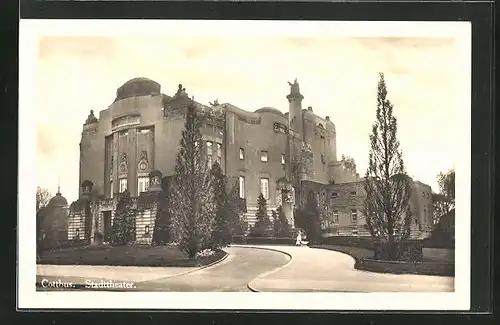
[48,192,68,207]
[254,107,285,117]
[115,77,162,102]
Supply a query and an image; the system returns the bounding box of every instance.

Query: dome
[254,107,285,117]
[48,192,68,207]
[115,77,162,102]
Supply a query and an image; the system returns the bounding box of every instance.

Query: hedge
[319,236,424,262]
[231,236,295,246]
[357,258,454,277]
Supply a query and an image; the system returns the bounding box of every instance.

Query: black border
[9,0,496,320]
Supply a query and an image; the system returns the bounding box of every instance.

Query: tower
[286,79,304,140]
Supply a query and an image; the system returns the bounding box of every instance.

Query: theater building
[68,77,431,243]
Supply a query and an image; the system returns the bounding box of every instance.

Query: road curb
[134,250,230,282]
[229,245,293,292]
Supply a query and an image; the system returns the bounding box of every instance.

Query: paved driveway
[37,246,291,292]
[37,245,454,292]
[135,246,290,291]
[246,245,455,292]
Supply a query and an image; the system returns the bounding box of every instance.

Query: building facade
[300,178,434,239]
[69,77,431,243]
[37,188,69,249]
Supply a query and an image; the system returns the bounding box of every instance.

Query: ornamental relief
[109,156,114,181]
[138,150,149,172]
[112,115,140,129]
[119,153,128,175]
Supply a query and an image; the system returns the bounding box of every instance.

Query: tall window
[332,192,338,198]
[206,141,213,166]
[109,180,113,198]
[333,210,339,223]
[260,151,268,162]
[119,178,127,193]
[424,209,427,223]
[260,178,269,200]
[216,143,222,164]
[239,148,244,160]
[239,176,245,199]
[281,153,286,165]
[137,176,149,195]
[351,209,358,223]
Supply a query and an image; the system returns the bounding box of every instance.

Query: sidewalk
[36,264,199,284]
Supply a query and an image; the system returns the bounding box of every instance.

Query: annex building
[56,77,433,245]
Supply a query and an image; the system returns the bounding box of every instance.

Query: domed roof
[115,77,162,102]
[254,107,285,117]
[48,192,68,207]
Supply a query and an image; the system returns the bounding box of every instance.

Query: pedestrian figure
[296,231,302,246]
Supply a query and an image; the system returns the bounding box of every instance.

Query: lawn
[38,244,227,267]
[311,244,454,276]
[311,244,374,262]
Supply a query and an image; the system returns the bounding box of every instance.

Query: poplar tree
[168,102,216,258]
[363,73,413,260]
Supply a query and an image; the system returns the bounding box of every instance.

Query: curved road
[134,247,290,291]
[248,245,454,292]
[37,245,453,292]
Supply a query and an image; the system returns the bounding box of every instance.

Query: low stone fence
[422,248,454,263]
[231,236,295,246]
[357,258,455,277]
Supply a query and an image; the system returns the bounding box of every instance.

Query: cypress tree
[110,190,136,246]
[250,193,272,237]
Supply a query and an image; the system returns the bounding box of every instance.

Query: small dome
[254,107,285,117]
[115,77,162,102]
[48,192,68,207]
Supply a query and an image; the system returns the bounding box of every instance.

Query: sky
[33,23,468,203]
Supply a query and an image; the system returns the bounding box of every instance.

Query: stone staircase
[243,204,279,228]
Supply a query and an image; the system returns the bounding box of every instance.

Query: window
[206,142,213,166]
[422,191,425,197]
[137,176,149,195]
[206,141,213,155]
[333,210,339,223]
[350,191,357,196]
[119,130,128,137]
[351,209,358,223]
[332,192,338,198]
[216,143,222,164]
[75,229,79,239]
[239,148,244,160]
[144,225,150,235]
[109,181,113,198]
[260,151,268,162]
[119,178,127,193]
[239,176,245,199]
[424,209,427,223]
[260,178,269,200]
[281,153,286,165]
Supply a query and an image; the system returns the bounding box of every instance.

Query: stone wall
[423,248,454,262]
